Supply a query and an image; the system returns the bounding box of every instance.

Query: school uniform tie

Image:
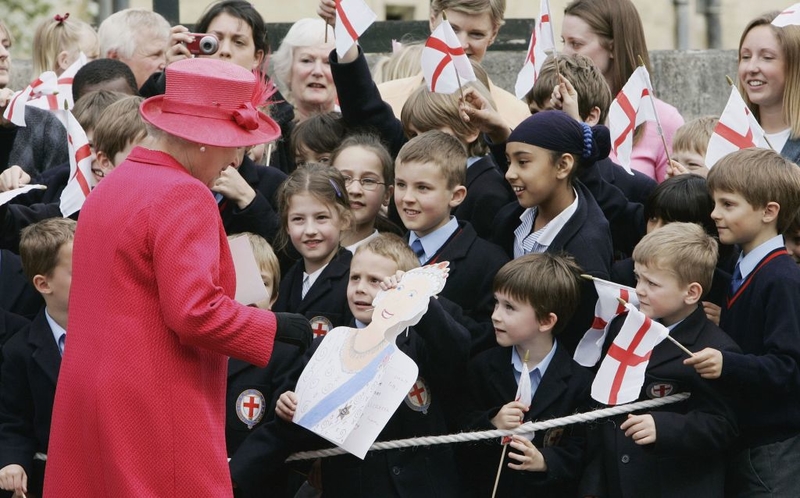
[58,334,66,357]
[410,239,426,262]
[301,274,310,299]
[730,262,744,294]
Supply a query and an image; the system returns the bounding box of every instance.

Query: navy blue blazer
[459,343,593,498]
[273,248,353,332]
[453,155,515,240]
[580,306,740,498]
[490,182,613,353]
[0,309,62,496]
[0,249,44,320]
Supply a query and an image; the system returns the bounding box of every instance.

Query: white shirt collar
[45,307,66,349]
[738,234,785,279]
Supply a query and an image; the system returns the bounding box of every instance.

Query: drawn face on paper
[370,264,448,338]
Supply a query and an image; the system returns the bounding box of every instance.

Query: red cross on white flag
[3,71,59,127]
[772,3,800,27]
[608,66,659,174]
[704,86,770,168]
[591,303,668,406]
[60,109,97,217]
[334,0,376,58]
[421,20,476,94]
[574,278,639,367]
[514,0,555,99]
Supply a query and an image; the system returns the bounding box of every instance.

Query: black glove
[273,312,313,352]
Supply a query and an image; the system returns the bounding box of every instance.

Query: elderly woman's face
[191,145,240,187]
[289,44,335,112]
[205,12,263,71]
[0,26,11,89]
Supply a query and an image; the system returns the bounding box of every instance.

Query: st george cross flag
[514,0,555,99]
[501,354,532,444]
[574,278,639,367]
[591,303,669,406]
[60,109,98,217]
[772,3,800,27]
[27,53,88,123]
[421,20,476,94]
[2,71,59,127]
[608,66,658,174]
[334,0,376,59]
[705,86,770,168]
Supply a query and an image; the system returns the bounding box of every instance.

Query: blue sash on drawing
[297,344,395,428]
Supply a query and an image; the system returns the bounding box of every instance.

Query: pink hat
[140,58,281,147]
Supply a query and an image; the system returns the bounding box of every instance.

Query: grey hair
[271,18,334,96]
[98,9,170,59]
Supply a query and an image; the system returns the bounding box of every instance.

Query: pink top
[44,147,277,497]
[609,97,684,183]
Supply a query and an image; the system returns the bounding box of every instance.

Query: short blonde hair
[493,253,582,336]
[93,95,146,161]
[373,41,424,84]
[241,232,280,292]
[707,148,800,233]
[396,130,467,190]
[19,218,76,283]
[72,90,128,131]
[354,233,419,272]
[673,116,719,156]
[401,81,494,157]
[33,15,98,75]
[431,0,506,30]
[632,222,717,295]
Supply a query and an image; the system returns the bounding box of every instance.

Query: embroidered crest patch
[404,377,432,413]
[309,316,333,338]
[236,389,266,429]
[646,382,675,399]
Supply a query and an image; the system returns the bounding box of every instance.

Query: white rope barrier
[286,392,690,462]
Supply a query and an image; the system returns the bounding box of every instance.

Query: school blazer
[459,343,593,498]
[0,309,62,496]
[0,249,44,320]
[580,306,740,498]
[219,156,285,244]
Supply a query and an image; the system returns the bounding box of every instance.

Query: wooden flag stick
[580,273,596,282]
[491,445,508,498]
[637,55,672,166]
[615,297,694,357]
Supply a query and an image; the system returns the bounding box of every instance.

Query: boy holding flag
[582,222,739,498]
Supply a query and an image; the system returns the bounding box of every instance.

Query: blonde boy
[0,218,76,497]
[90,95,146,182]
[686,148,800,496]
[670,116,719,178]
[581,222,739,497]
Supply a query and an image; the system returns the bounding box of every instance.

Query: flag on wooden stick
[574,277,639,367]
[705,85,770,168]
[514,0,555,99]
[60,108,97,217]
[421,20,476,94]
[772,3,800,27]
[334,0,376,58]
[608,66,659,174]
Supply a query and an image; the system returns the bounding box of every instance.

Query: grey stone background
[10,49,738,121]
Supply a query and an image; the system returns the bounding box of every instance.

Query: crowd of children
[1,0,800,496]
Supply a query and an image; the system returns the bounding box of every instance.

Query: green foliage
[0,0,54,58]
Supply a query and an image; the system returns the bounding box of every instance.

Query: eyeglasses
[341,175,385,191]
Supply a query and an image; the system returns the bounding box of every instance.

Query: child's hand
[684,347,723,379]
[0,165,31,192]
[211,165,256,209]
[507,435,547,472]
[490,401,528,430]
[380,270,406,291]
[275,390,298,422]
[665,159,690,179]
[317,0,337,27]
[459,87,510,144]
[702,301,721,325]
[620,413,657,445]
[0,464,27,495]
[553,74,581,122]
[166,25,193,66]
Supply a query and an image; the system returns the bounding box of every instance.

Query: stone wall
[9,49,738,121]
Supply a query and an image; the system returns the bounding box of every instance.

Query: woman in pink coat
[43,58,308,497]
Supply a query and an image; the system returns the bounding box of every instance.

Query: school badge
[404,377,432,414]
[236,389,266,429]
[543,427,564,447]
[309,316,333,338]
[646,382,675,399]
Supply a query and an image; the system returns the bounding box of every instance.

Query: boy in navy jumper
[0,218,76,498]
[459,252,593,498]
[394,131,508,352]
[582,222,739,498]
[686,148,800,496]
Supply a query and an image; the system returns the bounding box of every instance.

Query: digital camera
[186,33,219,56]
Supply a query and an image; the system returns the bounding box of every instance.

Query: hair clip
[329,178,342,198]
[580,122,593,158]
[54,13,70,24]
